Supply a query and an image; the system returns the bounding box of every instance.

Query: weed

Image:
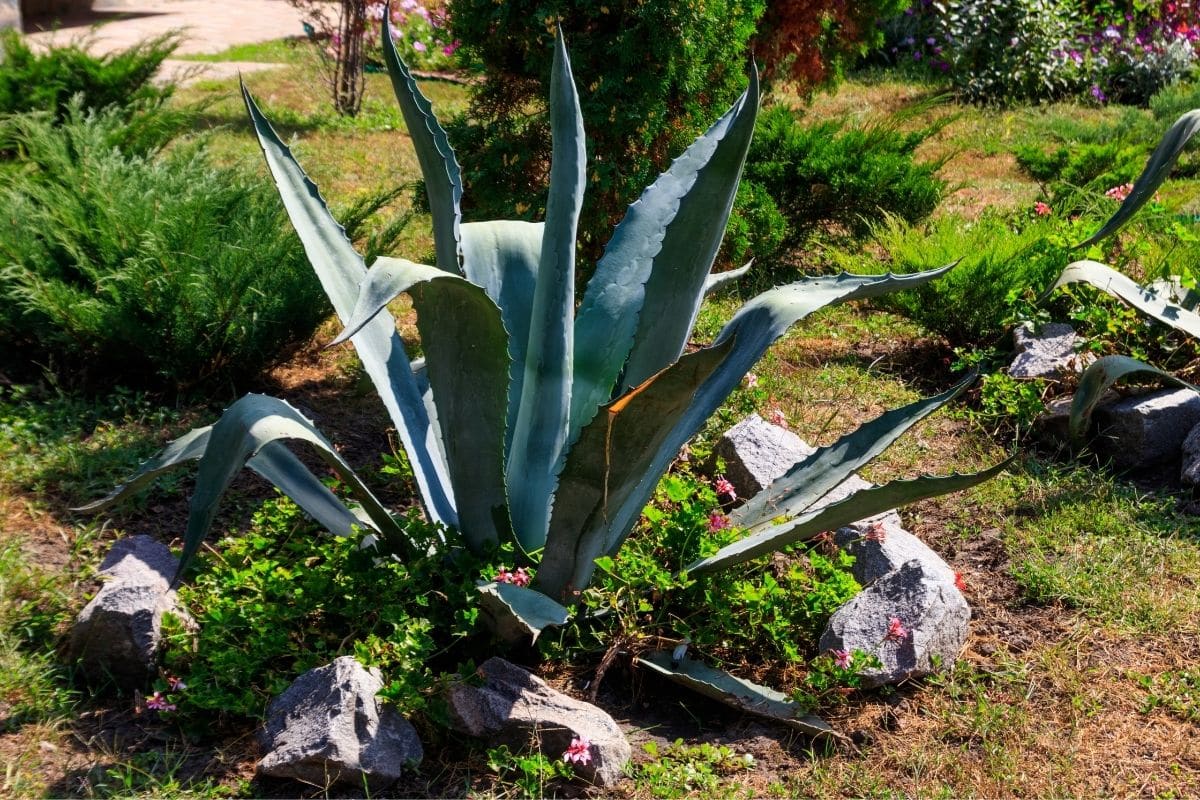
[485,744,574,799]
[634,739,755,800]
[1133,669,1200,723]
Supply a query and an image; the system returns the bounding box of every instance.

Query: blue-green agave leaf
[592,266,958,567]
[75,428,369,539]
[242,84,457,530]
[1069,355,1199,442]
[506,28,586,553]
[731,374,976,533]
[638,651,836,740]
[1079,109,1200,248]
[704,261,752,296]
[572,68,759,439]
[537,339,735,602]
[332,256,511,552]
[460,220,543,455]
[476,581,570,644]
[175,394,410,581]
[381,14,462,274]
[1048,260,1200,339]
[685,460,1012,577]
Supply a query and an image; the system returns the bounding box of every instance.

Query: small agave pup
[85,21,1005,721]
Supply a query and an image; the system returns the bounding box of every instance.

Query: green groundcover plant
[88,21,1006,730]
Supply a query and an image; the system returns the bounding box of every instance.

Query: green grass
[176,38,309,64]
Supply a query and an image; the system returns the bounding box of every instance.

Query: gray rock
[1010,322,1093,380]
[819,560,969,689]
[67,535,192,685]
[1181,422,1200,485]
[712,414,814,498]
[1093,388,1200,468]
[833,518,956,587]
[258,656,422,790]
[446,657,630,787]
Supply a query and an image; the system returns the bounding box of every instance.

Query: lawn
[1,36,1200,800]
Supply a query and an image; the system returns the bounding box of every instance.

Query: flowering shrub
[884,0,1200,105]
[363,0,457,72]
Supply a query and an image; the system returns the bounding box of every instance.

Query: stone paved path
[25,0,306,84]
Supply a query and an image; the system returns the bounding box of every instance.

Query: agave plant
[1035,109,1200,439]
[86,22,1005,708]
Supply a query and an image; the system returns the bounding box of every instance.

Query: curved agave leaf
[242,84,457,530]
[460,220,543,455]
[731,374,976,533]
[381,14,462,274]
[1069,355,1199,441]
[175,394,409,582]
[572,68,759,440]
[1078,109,1200,248]
[538,340,735,601]
[1146,277,1200,311]
[331,256,511,552]
[684,459,1012,577]
[637,651,837,740]
[76,428,370,539]
[476,582,570,644]
[1048,260,1200,339]
[704,261,753,296]
[590,266,958,568]
[506,28,586,553]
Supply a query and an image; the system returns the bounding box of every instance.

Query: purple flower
[1091,84,1107,103]
[413,40,427,52]
[145,691,176,713]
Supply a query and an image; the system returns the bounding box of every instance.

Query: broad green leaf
[538,340,735,602]
[1069,355,1199,441]
[704,261,753,296]
[76,428,369,539]
[460,220,543,455]
[593,266,958,567]
[506,28,586,553]
[731,374,976,533]
[332,256,511,552]
[243,84,457,530]
[381,15,462,274]
[175,394,410,581]
[1079,109,1200,248]
[637,651,836,740]
[1048,260,1200,339]
[685,460,1012,577]
[476,582,570,644]
[572,68,759,440]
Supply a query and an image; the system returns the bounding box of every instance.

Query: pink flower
[831,649,852,669]
[166,675,187,691]
[885,617,909,642]
[768,407,788,429]
[864,521,887,542]
[714,475,736,501]
[563,734,592,765]
[145,691,176,712]
[1034,201,1052,216]
[413,40,427,52]
[742,372,758,389]
[954,572,967,592]
[495,566,531,587]
[707,512,730,532]
[1105,183,1133,202]
[442,41,458,56]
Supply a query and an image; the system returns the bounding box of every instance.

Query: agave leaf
[506,28,586,553]
[731,375,976,533]
[637,651,837,740]
[589,266,959,568]
[460,220,543,456]
[381,14,462,274]
[331,256,511,552]
[704,261,753,296]
[538,339,735,601]
[176,394,409,581]
[243,84,457,530]
[476,582,570,644]
[685,460,1012,577]
[76,426,373,538]
[1048,260,1200,339]
[1069,355,1199,441]
[572,68,759,439]
[1079,109,1200,248]
[1146,277,1200,311]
